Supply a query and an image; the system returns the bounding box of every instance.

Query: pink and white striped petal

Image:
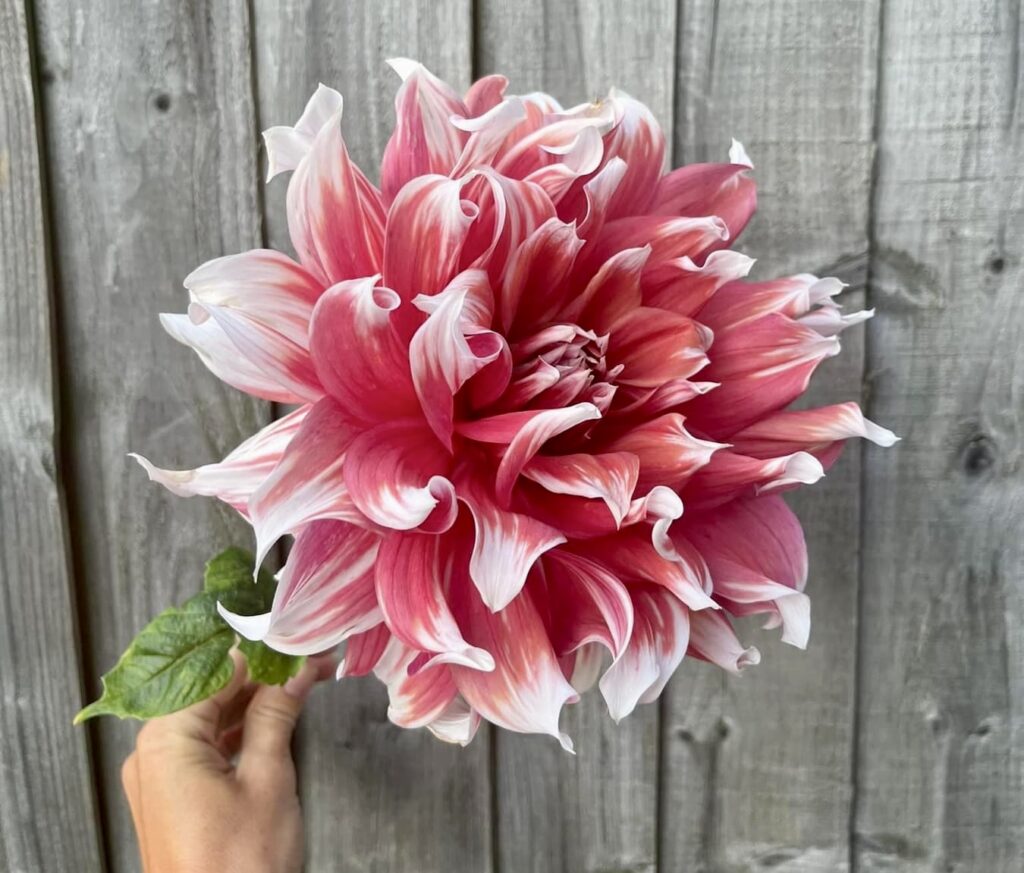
[131,405,309,517]
[687,609,761,674]
[522,452,639,526]
[605,413,725,492]
[343,419,456,533]
[337,624,391,678]
[218,520,381,655]
[730,402,899,459]
[606,307,712,389]
[681,449,825,511]
[373,639,461,729]
[263,83,344,181]
[375,531,494,671]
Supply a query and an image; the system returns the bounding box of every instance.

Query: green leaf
[74,592,234,723]
[239,639,305,686]
[204,547,276,603]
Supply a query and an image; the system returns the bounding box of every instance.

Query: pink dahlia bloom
[138,60,896,750]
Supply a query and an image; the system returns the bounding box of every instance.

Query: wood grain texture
[0,2,105,871]
[32,1,267,869]
[476,3,675,871]
[662,2,880,870]
[250,4,491,871]
[855,1,1024,870]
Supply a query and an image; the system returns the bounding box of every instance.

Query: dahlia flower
[137,60,895,750]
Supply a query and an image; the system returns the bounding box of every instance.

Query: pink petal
[218,520,381,655]
[560,244,649,328]
[343,419,456,533]
[681,449,825,511]
[593,91,666,218]
[450,98,528,178]
[426,695,482,746]
[131,405,309,517]
[464,74,508,116]
[695,274,843,335]
[337,624,391,678]
[494,402,602,506]
[373,639,461,729]
[652,154,756,247]
[599,585,689,721]
[248,398,363,568]
[522,452,639,526]
[588,214,729,276]
[381,59,469,203]
[544,550,634,660]
[643,249,756,318]
[456,469,566,611]
[606,307,712,388]
[449,559,577,751]
[286,103,385,286]
[604,413,724,492]
[684,313,840,437]
[730,402,899,459]
[574,156,627,240]
[159,313,313,405]
[308,276,418,425]
[383,175,479,320]
[375,531,495,670]
[687,609,761,674]
[263,83,344,181]
[409,270,505,449]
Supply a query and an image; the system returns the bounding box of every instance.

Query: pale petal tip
[386,57,421,81]
[217,600,272,642]
[863,418,900,448]
[729,138,754,168]
[737,645,761,671]
[129,452,194,496]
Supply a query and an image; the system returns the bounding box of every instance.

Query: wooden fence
[2,0,1021,870]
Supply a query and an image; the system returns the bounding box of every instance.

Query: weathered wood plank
[476,3,676,871]
[0,2,106,871]
[662,2,879,870]
[32,1,267,869]
[250,4,491,871]
[855,1,1024,869]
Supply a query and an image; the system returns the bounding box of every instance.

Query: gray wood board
[662,2,879,870]
[0,1,105,870]
[476,2,676,871]
[250,3,493,871]
[32,1,268,869]
[855,0,1024,869]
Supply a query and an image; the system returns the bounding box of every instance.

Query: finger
[236,661,317,781]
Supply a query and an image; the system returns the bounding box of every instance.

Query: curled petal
[561,244,649,328]
[606,307,712,388]
[522,452,639,526]
[131,405,309,517]
[687,609,761,673]
[309,276,418,425]
[343,419,456,532]
[218,520,381,655]
[574,156,628,240]
[451,98,528,177]
[337,624,391,678]
[599,585,689,722]
[457,469,566,611]
[464,74,508,116]
[427,695,482,746]
[495,402,602,506]
[383,175,479,316]
[588,214,729,275]
[643,249,756,318]
[263,83,344,181]
[449,558,578,751]
[605,413,724,492]
[681,449,825,511]
[696,274,843,334]
[593,91,666,218]
[286,105,385,286]
[376,531,494,670]
[410,270,505,448]
[374,640,460,729]
[159,313,308,404]
[730,402,899,459]
[381,59,468,203]
[249,398,363,568]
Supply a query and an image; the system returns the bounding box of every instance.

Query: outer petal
[131,405,309,517]
[286,104,385,286]
[643,249,756,318]
[695,274,843,335]
[687,609,761,673]
[381,59,468,203]
[450,98,528,177]
[308,276,418,425]
[457,468,566,611]
[449,558,578,751]
[599,585,689,722]
[374,639,460,729]
[685,496,810,648]
[522,452,639,526]
[680,449,825,511]
[730,402,899,459]
[604,413,724,492]
[375,531,495,670]
[593,91,666,218]
[263,83,344,181]
[248,398,363,568]
[410,270,505,449]
[426,695,482,746]
[587,215,729,276]
[337,624,391,678]
[464,74,508,116]
[218,520,381,655]
[343,419,456,533]
[159,313,310,405]
[684,313,840,437]
[383,175,479,318]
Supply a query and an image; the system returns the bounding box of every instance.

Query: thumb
[236,662,317,784]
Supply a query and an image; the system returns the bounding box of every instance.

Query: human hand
[120,651,333,873]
